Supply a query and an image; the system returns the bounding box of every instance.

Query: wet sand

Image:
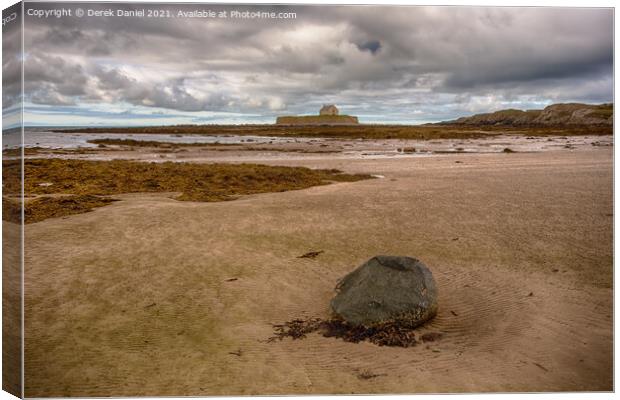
[22,147,612,396]
[12,133,613,163]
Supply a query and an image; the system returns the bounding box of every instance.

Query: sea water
[3,128,305,149]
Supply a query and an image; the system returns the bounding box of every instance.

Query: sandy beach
[19,144,612,396]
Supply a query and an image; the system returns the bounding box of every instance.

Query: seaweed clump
[270,317,421,348]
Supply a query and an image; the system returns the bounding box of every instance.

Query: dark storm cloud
[22,54,88,107]
[2,4,23,111]
[356,40,381,55]
[2,54,22,108]
[19,4,614,122]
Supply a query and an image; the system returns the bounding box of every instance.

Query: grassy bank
[2,159,371,223]
[55,124,612,139]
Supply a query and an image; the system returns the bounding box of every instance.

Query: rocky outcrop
[446,103,612,126]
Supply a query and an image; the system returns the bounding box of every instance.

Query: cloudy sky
[3,3,614,126]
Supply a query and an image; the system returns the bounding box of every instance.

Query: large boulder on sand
[330,256,438,327]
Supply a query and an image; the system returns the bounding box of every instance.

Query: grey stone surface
[331,256,438,327]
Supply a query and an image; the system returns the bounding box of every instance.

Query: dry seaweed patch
[2,197,22,224]
[87,138,340,154]
[3,146,110,157]
[297,250,324,259]
[6,195,117,224]
[87,138,242,148]
[25,195,117,223]
[3,195,116,224]
[270,317,428,347]
[2,147,47,156]
[357,371,385,380]
[2,159,370,222]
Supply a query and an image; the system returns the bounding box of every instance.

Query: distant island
[50,102,612,139]
[442,103,612,126]
[276,104,359,125]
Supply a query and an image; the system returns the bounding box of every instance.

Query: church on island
[276,105,359,125]
[320,104,339,116]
